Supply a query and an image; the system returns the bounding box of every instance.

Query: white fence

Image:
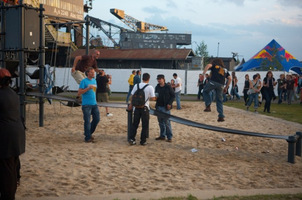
[26,66,286,96]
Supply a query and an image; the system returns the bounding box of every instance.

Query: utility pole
[217,42,220,57]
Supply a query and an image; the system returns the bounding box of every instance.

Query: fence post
[127,108,133,141]
[296,132,302,157]
[287,135,297,164]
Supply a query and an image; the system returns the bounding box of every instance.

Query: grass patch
[211,193,302,200]
[113,193,302,200]
[224,101,302,124]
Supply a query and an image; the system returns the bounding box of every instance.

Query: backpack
[132,84,149,108]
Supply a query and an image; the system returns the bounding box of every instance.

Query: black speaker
[5,7,40,50]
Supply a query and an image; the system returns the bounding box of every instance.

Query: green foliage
[211,193,302,200]
[194,40,210,67]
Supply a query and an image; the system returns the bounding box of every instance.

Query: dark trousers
[130,107,149,144]
[197,85,203,100]
[263,90,273,112]
[243,89,248,104]
[0,156,19,200]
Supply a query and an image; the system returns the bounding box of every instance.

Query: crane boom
[110,8,168,33]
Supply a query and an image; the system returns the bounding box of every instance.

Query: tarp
[236,39,302,74]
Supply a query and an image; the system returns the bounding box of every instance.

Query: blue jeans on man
[175,91,181,109]
[82,105,100,141]
[156,106,173,140]
[203,81,224,118]
[126,85,133,103]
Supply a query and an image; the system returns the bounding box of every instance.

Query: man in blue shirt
[78,67,100,142]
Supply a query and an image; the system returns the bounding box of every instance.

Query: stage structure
[0,0,91,126]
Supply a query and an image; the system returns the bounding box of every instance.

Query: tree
[194,40,210,67]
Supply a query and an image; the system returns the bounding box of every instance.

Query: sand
[16,101,302,200]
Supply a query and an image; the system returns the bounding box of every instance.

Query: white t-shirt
[174,77,182,93]
[131,83,155,109]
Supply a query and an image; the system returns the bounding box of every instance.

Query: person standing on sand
[154,74,175,142]
[171,73,182,110]
[128,73,156,146]
[202,58,231,122]
[0,68,26,200]
[78,67,100,143]
[126,70,136,103]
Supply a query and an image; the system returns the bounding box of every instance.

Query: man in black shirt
[202,58,231,122]
[96,70,113,117]
[155,74,175,142]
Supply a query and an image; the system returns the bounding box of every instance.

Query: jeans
[203,81,224,118]
[130,107,149,144]
[82,105,100,141]
[156,106,173,140]
[231,87,240,99]
[246,93,259,109]
[175,91,181,109]
[126,85,133,103]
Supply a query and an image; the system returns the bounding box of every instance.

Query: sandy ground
[16,101,302,200]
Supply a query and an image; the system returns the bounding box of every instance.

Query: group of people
[126,72,179,146]
[243,71,302,113]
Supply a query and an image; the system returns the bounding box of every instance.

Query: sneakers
[85,138,94,143]
[166,139,172,143]
[106,113,113,117]
[204,105,211,112]
[128,139,136,145]
[140,141,147,146]
[217,117,225,122]
[155,136,165,141]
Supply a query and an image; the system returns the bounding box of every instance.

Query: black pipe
[38,4,45,127]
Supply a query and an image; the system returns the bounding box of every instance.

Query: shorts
[97,92,109,102]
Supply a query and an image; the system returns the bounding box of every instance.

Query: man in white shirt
[128,73,156,146]
[172,73,182,110]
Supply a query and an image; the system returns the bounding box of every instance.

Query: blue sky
[88,0,302,61]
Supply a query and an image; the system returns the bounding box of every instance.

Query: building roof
[71,48,195,60]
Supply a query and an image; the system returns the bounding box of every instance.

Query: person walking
[154,74,175,142]
[172,73,182,110]
[262,71,277,113]
[96,70,113,117]
[246,74,261,113]
[202,58,231,122]
[0,68,26,200]
[126,70,136,103]
[231,71,240,100]
[133,70,141,85]
[71,49,100,84]
[243,74,250,105]
[128,73,156,146]
[78,67,100,143]
[197,74,204,100]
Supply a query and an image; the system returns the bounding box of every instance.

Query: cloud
[277,0,302,8]
[142,6,166,15]
[212,0,246,6]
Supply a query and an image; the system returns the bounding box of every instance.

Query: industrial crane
[110,8,168,33]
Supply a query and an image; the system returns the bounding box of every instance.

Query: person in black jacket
[155,74,175,142]
[0,68,26,200]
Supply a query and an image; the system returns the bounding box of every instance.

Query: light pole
[217,42,220,57]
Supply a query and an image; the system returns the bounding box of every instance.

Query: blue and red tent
[236,39,302,74]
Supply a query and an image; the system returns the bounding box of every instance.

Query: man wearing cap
[155,74,175,142]
[172,73,182,110]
